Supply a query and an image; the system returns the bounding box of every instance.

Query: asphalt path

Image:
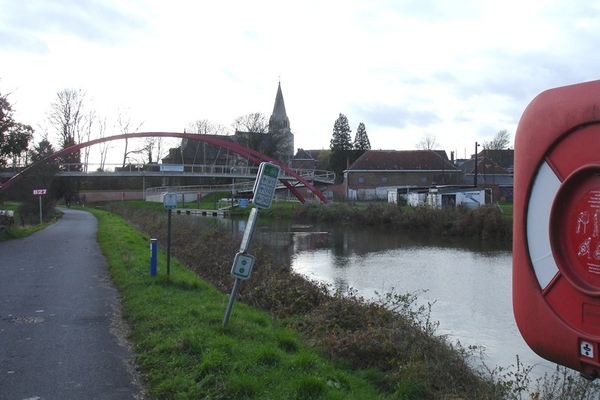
[0,208,145,399]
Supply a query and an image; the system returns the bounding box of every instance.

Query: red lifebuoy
[514,80,600,378]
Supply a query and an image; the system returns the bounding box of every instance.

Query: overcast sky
[2,0,599,164]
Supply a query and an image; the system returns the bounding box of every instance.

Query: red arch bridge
[0,132,332,204]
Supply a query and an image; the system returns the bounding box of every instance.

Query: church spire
[269,81,290,133]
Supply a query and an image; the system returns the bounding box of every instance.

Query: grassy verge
[90,207,395,399]
[93,203,509,398]
[0,201,60,241]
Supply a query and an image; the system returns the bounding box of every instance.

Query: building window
[381,177,388,183]
[358,177,365,183]
[420,177,428,183]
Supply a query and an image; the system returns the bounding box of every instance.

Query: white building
[389,186,487,209]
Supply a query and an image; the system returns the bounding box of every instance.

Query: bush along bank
[261,202,513,242]
[103,202,526,398]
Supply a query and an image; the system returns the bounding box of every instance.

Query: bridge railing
[57,163,264,175]
[53,163,335,182]
[146,184,236,196]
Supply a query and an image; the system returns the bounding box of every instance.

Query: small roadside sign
[252,162,280,209]
[163,193,177,209]
[231,252,255,280]
[33,189,47,224]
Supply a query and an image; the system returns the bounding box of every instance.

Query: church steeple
[269,80,290,134]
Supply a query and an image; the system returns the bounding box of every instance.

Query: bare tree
[415,132,440,150]
[187,119,228,135]
[483,129,512,150]
[47,89,86,169]
[116,107,144,166]
[182,119,228,165]
[130,136,167,164]
[96,116,112,171]
[80,109,96,172]
[232,112,270,162]
[232,112,269,133]
[153,137,166,163]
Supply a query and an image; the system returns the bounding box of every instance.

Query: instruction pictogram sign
[231,252,255,280]
[252,162,280,209]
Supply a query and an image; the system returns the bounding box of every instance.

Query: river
[229,218,557,380]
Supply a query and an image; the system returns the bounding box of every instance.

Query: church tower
[269,81,294,162]
[269,81,290,132]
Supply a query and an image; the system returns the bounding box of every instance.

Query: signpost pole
[33,189,47,224]
[38,195,42,224]
[222,278,240,327]
[167,208,172,276]
[163,192,177,276]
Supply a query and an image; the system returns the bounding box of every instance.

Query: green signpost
[252,162,280,209]
[223,162,281,327]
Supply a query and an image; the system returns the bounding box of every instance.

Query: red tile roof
[348,150,458,171]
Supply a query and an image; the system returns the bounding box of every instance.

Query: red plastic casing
[514,79,600,377]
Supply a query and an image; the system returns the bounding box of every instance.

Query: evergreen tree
[329,113,353,151]
[353,122,371,150]
[0,91,33,168]
[328,114,355,183]
[29,136,56,163]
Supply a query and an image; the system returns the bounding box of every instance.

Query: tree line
[2,84,513,192]
[0,87,299,173]
[415,130,512,152]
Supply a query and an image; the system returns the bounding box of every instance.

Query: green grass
[497,202,513,218]
[0,201,60,241]
[89,207,387,399]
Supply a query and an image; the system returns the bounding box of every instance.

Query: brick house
[290,148,328,170]
[456,149,514,201]
[344,150,461,200]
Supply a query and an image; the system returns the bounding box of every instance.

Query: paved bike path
[0,208,145,399]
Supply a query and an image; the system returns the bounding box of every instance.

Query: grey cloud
[1,0,151,53]
[0,30,49,53]
[459,51,589,101]
[351,102,442,130]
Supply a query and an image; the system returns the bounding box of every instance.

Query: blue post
[150,238,158,276]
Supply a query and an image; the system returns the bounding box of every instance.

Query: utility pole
[474,142,480,187]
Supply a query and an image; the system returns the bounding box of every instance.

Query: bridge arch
[0,132,329,203]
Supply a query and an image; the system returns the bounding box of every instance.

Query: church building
[162,81,294,166]
[270,81,294,162]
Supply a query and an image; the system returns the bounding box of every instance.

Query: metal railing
[51,163,335,183]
